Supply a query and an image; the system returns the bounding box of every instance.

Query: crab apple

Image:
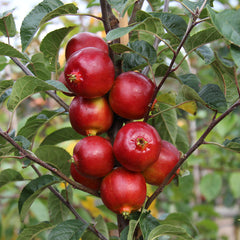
[109,71,156,119]
[65,32,109,60]
[113,121,161,172]
[69,96,113,136]
[100,167,146,216]
[70,163,102,191]
[64,47,115,98]
[58,72,76,97]
[143,140,180,186]
[73,136,114,179]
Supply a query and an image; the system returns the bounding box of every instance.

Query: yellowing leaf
[177,101,197,115]
[157,92,177,106]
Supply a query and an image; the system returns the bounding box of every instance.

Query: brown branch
[0,128,100,197]
[145,99,240,208]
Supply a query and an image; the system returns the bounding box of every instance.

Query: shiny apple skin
[69,96,113,136]
[65,32,109,60]
[109,71,156,120]
[70,162,102,191]
[100,167,147,215]
[113,121,161,172]
[64,47,115,98]
[143,140,180,186]
[73,136,114,178]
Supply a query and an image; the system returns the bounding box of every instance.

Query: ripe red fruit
[65,32,109,60]
[70,162,102,191]
[109,71,156,119]
[143,140,180,186]
[64,47,115,98]
[73,136,114,178]
[69,96,113,136]
[58,72,76,97]
[113,121,161,172]
[100,167,146,216]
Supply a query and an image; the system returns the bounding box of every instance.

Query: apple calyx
[136,137,148,150]
[68,72,83,83]
[86,129,98,136]
[121,208,131,219]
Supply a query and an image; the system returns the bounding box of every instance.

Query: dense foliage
[0,0,240,239]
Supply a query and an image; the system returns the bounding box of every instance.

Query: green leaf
[28,53,51,80]
[207,7,240,47]
[184,27,223,53]
[200,173,222,201]
[7,76,59,112]
[178,74,201,92]
[107,0,135,16]
[223,137,240,153]
[196,45,215,64]
[17,222,54,240]
[110,43,133,54]
[122,40,157,71]
[198,84,227,112]
[20,0,64,51]
[147,224,194,240]
[0,80,13,95]
[35,145,71,176]
[106,17,164,42]
[18,109,64,141]
[18,175,60,221]
[230,44,240,68]
[229,172,240,198]
[150,12,187,39]
[48,219,89,240]
[48,190,71,224]
[151,103,178,144]
[175,127,189,154]
[0,10,17,37]
[40,26,74,69]
[0,42,28,60]
[40,3,78,24]
[0,169,24,188]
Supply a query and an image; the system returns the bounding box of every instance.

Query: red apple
[64,47,115,98]
[70,162,102,191]
[100,167,146,216]
[143,140,180,186]
[113,121,161,172]
[69,96,113,136]
[65,32,109,60]
[109,71,156,119]
[73,136,114,178]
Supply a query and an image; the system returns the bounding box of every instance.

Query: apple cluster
[61,32,180,216]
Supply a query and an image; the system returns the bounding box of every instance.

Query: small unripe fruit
[100,167,146,215]
[73,136,114,178]
[113,121,161,172]
[69,96,113,136]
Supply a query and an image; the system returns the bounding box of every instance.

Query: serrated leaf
[35,145,71,176]
[20,0,64,51]
[0,42,28,60]
[106,17,164,42]
[198,84,227,112]
[0,169,24,188]
[7,76,59,112]
[28,53,51,80]
[40,26,74,69]
[207,7,240,47]
[0,10,16,37]
[17,222,54,240]
[46,79,72,93]
[223,137,240,153]
[41,127,82,146]
[147,224,194,240]
[200,173,222,201]
[18,175,60,221]
[18,109,64,141]
[48,219,89,240]
[48,191,70,224]
[151,103,178,144]
[184,27,223,53]
[229,172,240,198]
[230,44,240,68]
[178,74,201,92]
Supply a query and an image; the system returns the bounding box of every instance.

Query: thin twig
[145,99,240,208]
